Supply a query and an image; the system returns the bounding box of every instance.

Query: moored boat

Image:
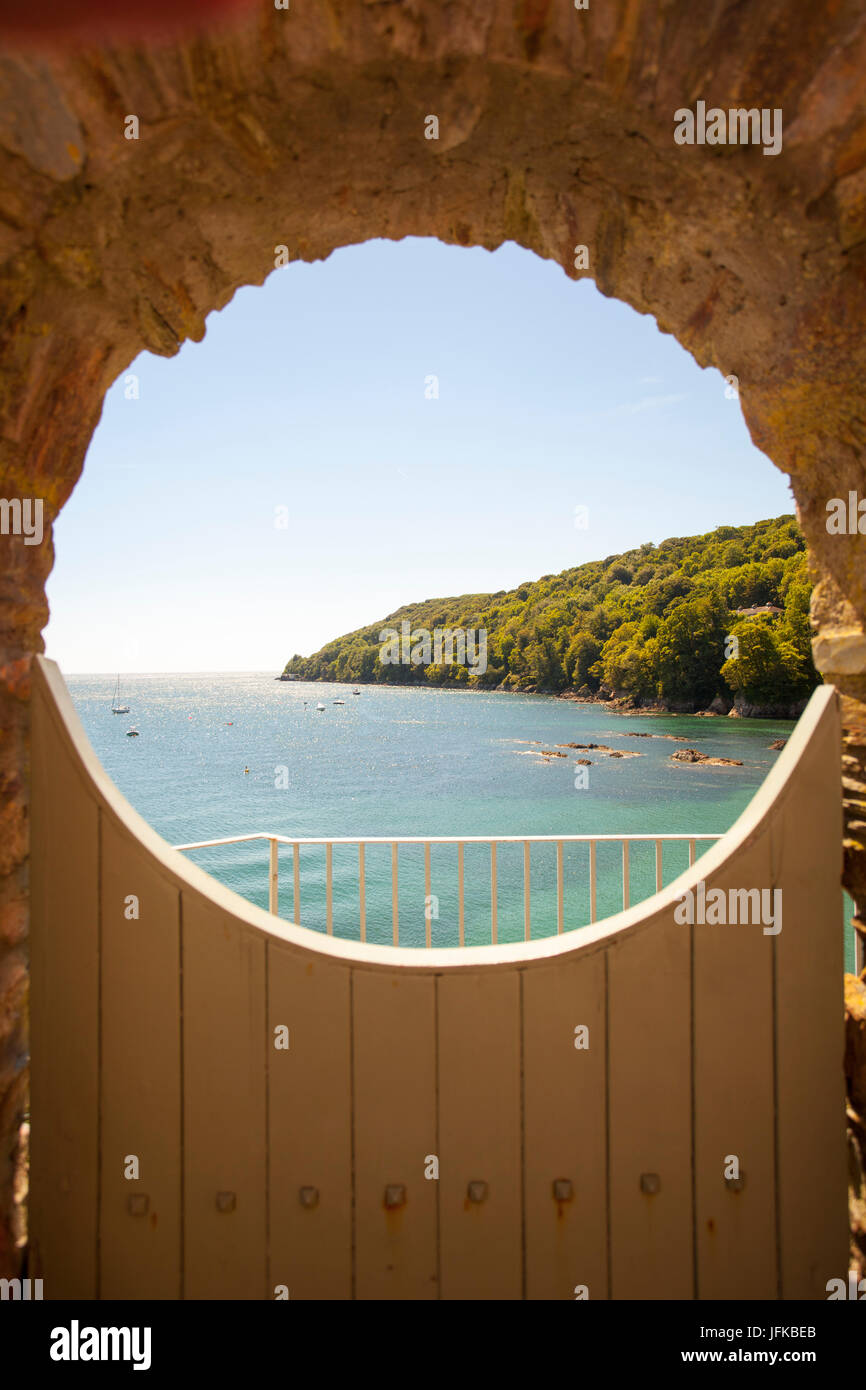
[111,674,130,713]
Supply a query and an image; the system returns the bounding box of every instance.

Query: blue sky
[45,237,794,674]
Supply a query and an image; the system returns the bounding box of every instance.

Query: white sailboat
[316,702,325,712]
[111,674,129,714]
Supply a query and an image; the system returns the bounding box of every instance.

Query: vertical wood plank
[182,895,266,1298]
[438,971,521,1299]
[774,694,847,1297]
[29,679,99,1298]
[268,945,352,1300]
[99,813,181,1298]
[354,971,437,1298]
[693,836,776,1300]
[608,918,693,1298]
[523,954,607,1300]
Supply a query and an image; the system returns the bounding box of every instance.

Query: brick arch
[1,0,865,1277]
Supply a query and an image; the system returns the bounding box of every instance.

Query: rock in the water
[671,748,743,766]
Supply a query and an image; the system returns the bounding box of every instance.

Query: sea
[67,673,857,967]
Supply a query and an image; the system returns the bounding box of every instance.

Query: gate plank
[523,953,607,1300]
[99,813,182,1297]
[353,970,437,1299]
[182,895,266,1298]
[438,971,521,1299]
[267,945,352,1300]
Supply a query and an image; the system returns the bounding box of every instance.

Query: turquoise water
[67,674,856,964]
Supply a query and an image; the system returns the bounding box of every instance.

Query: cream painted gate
[29,658,847,1299]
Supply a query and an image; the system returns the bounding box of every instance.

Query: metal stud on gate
[467,1180,488,1204]
[299,1186,319,1209]
[640,1172,661,1195]
[216,1191,236,1213]
[552,1178,573,1202]
[725,1173,746,1193]
[128,1193,149,1217]
[384,1183,406,1209]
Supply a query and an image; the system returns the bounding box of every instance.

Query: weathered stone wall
[1,0,865,1280]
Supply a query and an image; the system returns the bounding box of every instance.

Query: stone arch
[1,1,865,1276]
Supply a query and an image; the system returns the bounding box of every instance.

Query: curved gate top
[29,657,846,1299]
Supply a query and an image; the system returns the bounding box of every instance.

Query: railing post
[622,839,630,911]
[655,838,663,893]
[326,842,333,935]
[392,841,399,946]
[523,840,531,941]
[424,841,432,948]
[293,842,300,925]
[490,841,498,945]
[458,842,465,947]
[556,840,564,934]
[589,839,597,923]
[358,842,366,942]
[268,838,279,915]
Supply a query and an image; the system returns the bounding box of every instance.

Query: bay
[67,673,854,964]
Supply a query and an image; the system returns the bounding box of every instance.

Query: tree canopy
[283,516,818,713]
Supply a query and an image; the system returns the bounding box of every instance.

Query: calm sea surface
[66,674,854,964]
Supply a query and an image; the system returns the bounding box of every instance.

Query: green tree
[656,593,728,706]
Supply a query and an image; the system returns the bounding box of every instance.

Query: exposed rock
[671,749,744,767]
[846,974,866,1120]
[559,742,612,751]
[769,739,788,751]
[729,696,810,719]
[622,731,689,742]
[557,741,643,759]
[845,974,866,1277]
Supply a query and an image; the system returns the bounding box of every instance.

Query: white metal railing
[172,832,722,947]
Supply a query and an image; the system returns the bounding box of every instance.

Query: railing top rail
[174,831,723,851]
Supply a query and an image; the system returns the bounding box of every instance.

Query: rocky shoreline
[278,672,807,722]
[555,686,808,721]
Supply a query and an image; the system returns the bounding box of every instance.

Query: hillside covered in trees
[282,516,818,716]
